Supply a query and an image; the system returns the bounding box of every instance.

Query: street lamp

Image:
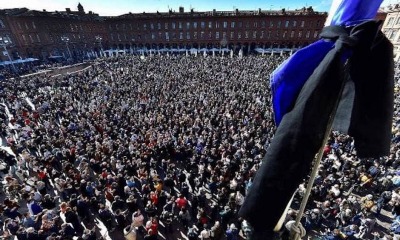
[95,35,103,57]
[0,36,17,72]
[61,36,72,61]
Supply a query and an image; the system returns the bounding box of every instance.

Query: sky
[0,0,395,16]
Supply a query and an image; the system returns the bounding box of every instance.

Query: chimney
[213,9,216,15]
[235,8,239,15]
[179,7,184,13]
[43,9,46,12]
[258,8,262,14]
[65,8,71,13]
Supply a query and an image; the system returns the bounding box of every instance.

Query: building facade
[0,9,20,61]
[382,4,400,61]
[0,6,106,61]
[1,4,329,61]
[105,7,327,54]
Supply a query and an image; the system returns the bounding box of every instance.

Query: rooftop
[383,4,400,13]
[112,7,326,20]
[0,6,326,21]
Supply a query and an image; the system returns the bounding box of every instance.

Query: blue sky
[0,0,393,16]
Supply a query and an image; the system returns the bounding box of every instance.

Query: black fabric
[239,20,393,238]
[320,25,359,49]
[333,24,394,158]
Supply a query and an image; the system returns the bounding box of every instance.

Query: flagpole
[288,63,347,240]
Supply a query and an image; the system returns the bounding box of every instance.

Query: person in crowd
[0,53,399,240]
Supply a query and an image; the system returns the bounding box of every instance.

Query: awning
[0,58,40,66]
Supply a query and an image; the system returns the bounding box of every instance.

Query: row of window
[21,33,89,44]
[384,29,399,42]
[386,16,400,27]
[16,21,101,33]
[109,19,321,31]
[10,20,321,34]
[64,24,101,32]
[111,30,320,41]
[8,18,324,35]
[21,34,41,44]
[16,21,36,30]
[10,19,322,35]
[18,29,320,45]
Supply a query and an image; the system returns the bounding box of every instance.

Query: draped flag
[239,0,394,239]
[271,0,383,126]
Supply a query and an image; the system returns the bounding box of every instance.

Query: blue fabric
[271,0,383,125]
[330,0,383,26]
[271,40,334,125]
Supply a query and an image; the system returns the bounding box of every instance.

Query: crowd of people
[0,54,399,240]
